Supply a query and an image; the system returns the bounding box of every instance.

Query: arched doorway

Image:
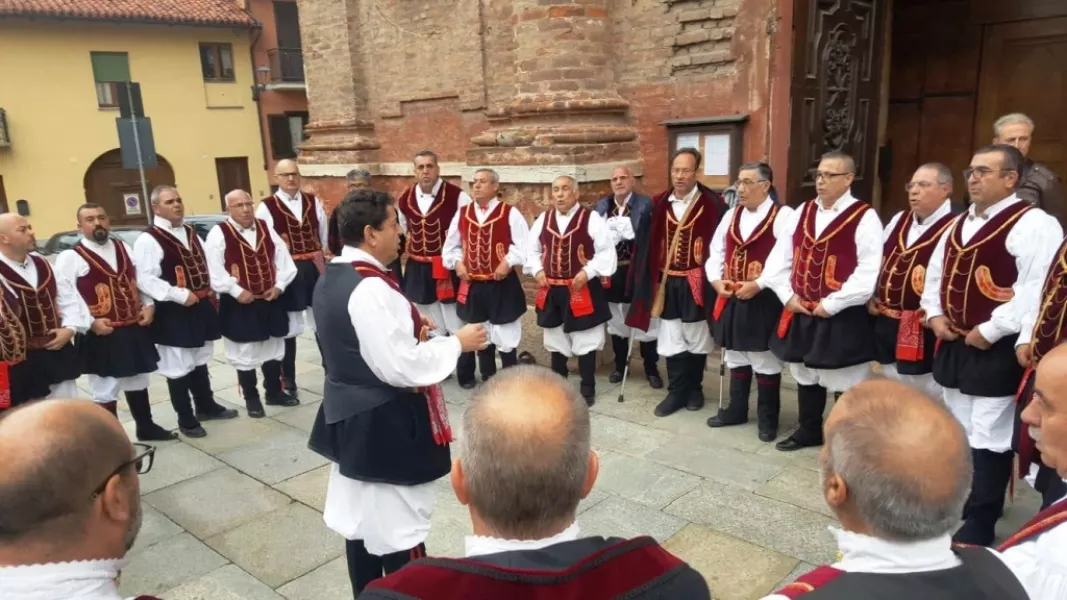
[83,149,175,226]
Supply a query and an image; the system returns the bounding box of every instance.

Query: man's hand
[454,323,489,352]
[536,271,547,287]
[965,327,992,350]
[867,298,880,316]
[929,316,958,341]
[735,281,761,300]
[91,318,114,336]
[263,287,282,302]
[785,295,812,316]
[182,291,200,307]
[45,328,75,350]
[137,305,154,327]
[813,303,832,319]
[571,271,589,292]
[455,261,470,281]
[711,280,734,298]
[237,290,255,305]
[1016,344,1033,368]
[494,261,511,281]
[420,313,438,333]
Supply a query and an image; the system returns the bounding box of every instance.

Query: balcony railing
[267,48,304,84]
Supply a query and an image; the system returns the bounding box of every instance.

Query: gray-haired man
[992,113,1065,226]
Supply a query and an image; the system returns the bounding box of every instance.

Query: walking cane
[616,331,637,403]
[717,346,726,410]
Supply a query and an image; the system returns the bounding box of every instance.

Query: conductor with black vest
[307,189,488,596]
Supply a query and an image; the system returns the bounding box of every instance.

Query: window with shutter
[268,115,295,159]
[89,52,130,108]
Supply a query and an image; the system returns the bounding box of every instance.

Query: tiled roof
[0,0,258,28]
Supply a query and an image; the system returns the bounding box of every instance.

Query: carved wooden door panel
[787,0,888,206]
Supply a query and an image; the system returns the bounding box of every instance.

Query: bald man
[257,159,328,398]
[767,380,1028,599]
[994,343,1067,600]
[0,213,85,406]
[205,190,300,417]
[0,400,158,599]
[526,176,616,405]
[362,365,710,599]
[594,167,662,389]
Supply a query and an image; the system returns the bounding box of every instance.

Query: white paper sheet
[676,132,700,151]
[704,134,730,176]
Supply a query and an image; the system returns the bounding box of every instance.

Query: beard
[92,227,109,243]
[123,499,143,552]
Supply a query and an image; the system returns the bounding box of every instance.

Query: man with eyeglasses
[764,151,882,452]
[257,159,328,399]
[869,164,957,401]
[991,113,1065,226]
[705,162,793,441]
[627,148,728,417]
[0,399,159,599]
[921,144,1063,546]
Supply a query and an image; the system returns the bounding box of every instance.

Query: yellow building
[0,1,271,237]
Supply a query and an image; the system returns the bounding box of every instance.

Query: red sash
[773,565,845,598]
[997,497,1067,551]
[895,310,925,362]
[570,286,594,317]
[457,280,470,305]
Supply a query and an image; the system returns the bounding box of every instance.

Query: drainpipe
[245,1,270,174]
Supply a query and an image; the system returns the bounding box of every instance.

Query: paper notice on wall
[704,134,730,176]
[123,193,142,215]
[675,132,700,151]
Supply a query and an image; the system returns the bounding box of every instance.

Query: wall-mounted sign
[123,192,142,216]
[0,108,10,148]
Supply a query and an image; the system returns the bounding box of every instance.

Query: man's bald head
[610,166,635,199]
[820,379,971,541]
[274,158,302,195]
[454,365,597,540]
[0,400,138,558]
[1024,343,1067,477]
[0,213,36,260]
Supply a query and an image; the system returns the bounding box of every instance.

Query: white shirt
[254,189,329,251]
[525,205,617,279]
[204,218,298,300]
[668,185,702,220]
[996,490,1067,600]
[0,558,134,600]
[920,195,1063,344]
[0,251,89,333]
[465,522,582,558]
[761,528,961,600]
[882,200,954,247]
[761,191,884,315]
[337,246,461,387]
[132,216,200,305]
[441,198,530,270]
[413,178,474,217]
[706,199,795,285]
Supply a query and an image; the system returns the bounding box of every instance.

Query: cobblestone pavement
[103,332,1041,599]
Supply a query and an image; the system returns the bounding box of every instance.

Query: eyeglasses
[963,167,1010,180]
[671,168,696,175]
[735,179,769,189]
[277,172,300,178]
[904,181,935,192]
[91,443,155,499]
[809,170,850,181]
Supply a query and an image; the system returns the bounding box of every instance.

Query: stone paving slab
[216,427,328,485]
[579,494,688,543]
[120,533,229,597]
[595,450,702,509]
[274,464,330,512]
[163,564,285,600]
[275,557,350,600]
[138,442,223,495]
[647,437,790,491]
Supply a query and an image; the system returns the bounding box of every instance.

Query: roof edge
[0,12,260,30]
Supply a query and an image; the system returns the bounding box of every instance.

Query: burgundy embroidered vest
[459,202,514,278]
[609,201,634,264]
[540,207,595,280]
[74,242,142,323]
[660,201,708,272]
[724,205,780,282]
[262,193,322,257]
[997,498,1067,551]
[939,202,1031,331]
[1029,236,1067,365]
[144,225,212,292]
[790,200,870,303]
[399,182,462,259]
[0,256,61,348]
[0,284,26,363]
[221,220,277,296]
[876,211,955,313]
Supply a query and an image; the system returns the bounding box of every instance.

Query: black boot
[189,365,238,421]
[167,375,206,437]
[708,365,752,428]
[478,344,498,381]
[776,384,826,451]
[550,352,569,379]
[125,389,177,441]
[263,360,299,407]
[755,373,781,442]
[345,538,383,595]
[641,341,663,388]
[456,352,476,389]
[953,449,1013,546]
[578,352,597,406]
[237,369,265,418]
[500,349,518,368]
[687,353,707,411]
[282,337,299,397]
[382,543,427,575]
[609,335,628,383]
[654,354,690,417]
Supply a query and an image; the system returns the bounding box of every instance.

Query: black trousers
[345,539,426,596]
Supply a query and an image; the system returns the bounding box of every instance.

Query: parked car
[36,214,227,262]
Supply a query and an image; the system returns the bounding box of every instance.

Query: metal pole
[127,82,151,219]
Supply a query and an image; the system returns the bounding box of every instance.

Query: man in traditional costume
[627,148,727,417]
[594,166,661,388]
[526,175,616,405]
[922,144,1063,546]
[442,168,528,388]
[307,188,488,595]
[205,190,300,418]
[256,159,327,397]
[55,204,174,441]
[134,186,238,438]
[705,162,793,441]
[362,366,711,600]
[764,151,883,452]
[870,163,957,400]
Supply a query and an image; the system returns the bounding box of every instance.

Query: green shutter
[90,52,130,83]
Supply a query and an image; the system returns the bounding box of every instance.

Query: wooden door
[215,157,251,210]
[0,176,7,213]
[83,149,174,226]
[975,17,1067,181]
[787,0,888,206]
